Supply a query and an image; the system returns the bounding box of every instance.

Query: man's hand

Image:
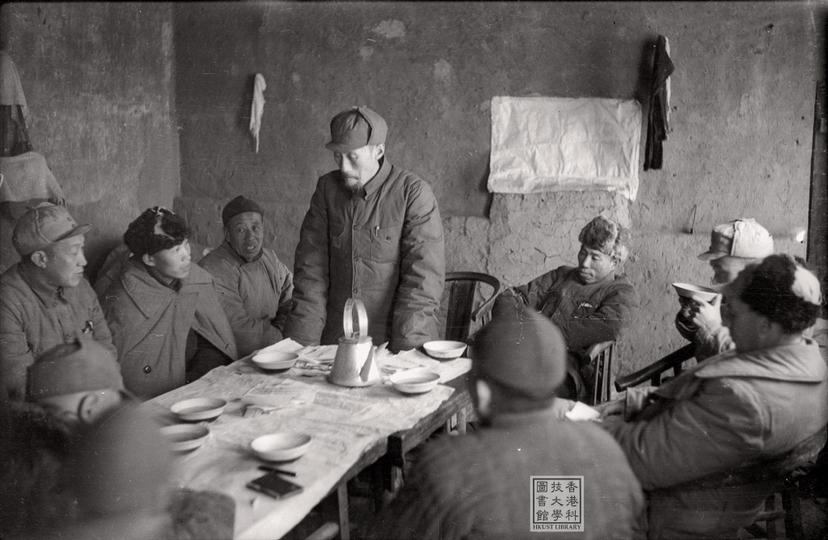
[691,294,722,335]
[550,398,575,420]
[595,398,625,419]
[675,297,699,340]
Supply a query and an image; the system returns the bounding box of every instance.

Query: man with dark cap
[200,195,293,356]
[0,337,236,540]
[0,202,115,400]
[369,302,646,540]
[0,337,122,537]
[284,106,445,353]
[499,215,638,402]
[101,207,236,399]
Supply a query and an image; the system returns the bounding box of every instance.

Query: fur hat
[123,206,189,257]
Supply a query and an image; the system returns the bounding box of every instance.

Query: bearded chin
[344,178,361,193]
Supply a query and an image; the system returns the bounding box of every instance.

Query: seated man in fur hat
[601,254,827,539]
[200,195,293,357]
[101,207,237,399]
[369,302,646,540]
[0,337,235,540]
[499,215,638,402]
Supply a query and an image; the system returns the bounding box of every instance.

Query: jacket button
[143,365,152,374]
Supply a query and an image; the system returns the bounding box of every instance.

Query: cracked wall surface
[174,2,821,373]
[0,3,180,277]
[2,2,820,377]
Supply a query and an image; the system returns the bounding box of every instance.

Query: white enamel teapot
[327,298,381,387]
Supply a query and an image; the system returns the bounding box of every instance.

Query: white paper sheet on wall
[487,97,642,200]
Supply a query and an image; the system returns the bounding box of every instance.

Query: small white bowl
[423,340,467,360]
[170,397,227,422]
[390,368,441,394]
[161,424,210,453]
[672,282,720,303]
[251,432,312,462]
[252,351,299,372]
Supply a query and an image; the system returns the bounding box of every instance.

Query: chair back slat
[442,272,501,343]
[587,341,616,404]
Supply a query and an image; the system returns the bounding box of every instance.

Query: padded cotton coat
[604,340,828,539]
[200,242,293,357]
[284,159,444,352]
[101,259,237,399]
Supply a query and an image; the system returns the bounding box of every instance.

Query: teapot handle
[343,298,368,339]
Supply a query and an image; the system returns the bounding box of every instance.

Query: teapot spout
[359,345,376,382]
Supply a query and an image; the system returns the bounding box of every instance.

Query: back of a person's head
[471,301,567,414]
[27,338,124,402]
[66,402,173,519]
[731,254,821,334]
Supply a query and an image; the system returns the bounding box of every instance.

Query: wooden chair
[614,342,823,538]
[614,343,696,392]
[585,340,616,404]
[677,428,826,540]
[442,271,502,343]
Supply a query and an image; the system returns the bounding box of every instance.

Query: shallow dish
[160,424,210,453]
[390,368,441,394]
[251,351,299,372]
[672,282,720,304]
[170,397,227,422]
[423,340,467,360]
[251,432,312,462]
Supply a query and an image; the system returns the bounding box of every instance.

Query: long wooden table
[145,342,473,540]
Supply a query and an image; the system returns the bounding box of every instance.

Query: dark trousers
[556,351,596,404]
[184,330,230,384]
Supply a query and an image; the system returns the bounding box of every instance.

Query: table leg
[337,483,350,540]
[457,408,468,434]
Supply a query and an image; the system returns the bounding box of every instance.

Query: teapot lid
[343,298,369,339]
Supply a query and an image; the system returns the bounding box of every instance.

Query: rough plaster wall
[0,3,179,278]
[175,2,822,374]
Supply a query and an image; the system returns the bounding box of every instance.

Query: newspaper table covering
[145,339,471,539]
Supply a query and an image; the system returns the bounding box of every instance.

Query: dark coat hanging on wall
[644,35,674,170]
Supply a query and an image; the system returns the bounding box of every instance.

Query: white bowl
[161,424,210,453]
[390,368,441,394]
[251,432,312,462]
[423,340,467,360]
[672,282,720,303]
[252,351,299,372]
[170,397,227,422]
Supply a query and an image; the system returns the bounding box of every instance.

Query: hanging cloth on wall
[0,51,64,208]
[643,35,674,170]
[0,50,33,157]
[0,51,29,122]
[249,74,267,153]
[0,151,65,206]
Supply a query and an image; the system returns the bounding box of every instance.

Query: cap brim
[54,223,92,244]
[325,141,367,153]
[697,250,726,261]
